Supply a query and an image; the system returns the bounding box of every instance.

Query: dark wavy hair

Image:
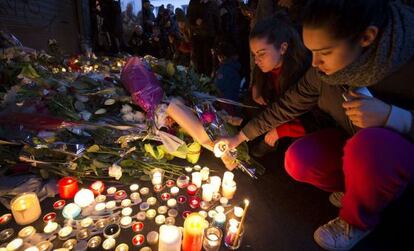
[250,12,310,94]
[301,0,389,41]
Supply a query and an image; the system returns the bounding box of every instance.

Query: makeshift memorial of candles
[155,215,166,225]
[58,226,73,240]
[187,184,198,196]
[43,221,59,234]
[58,177,78,199]
[104,224,121,239]
[146,231,158,245]
[132,234,145,246]
[209,176,221,193]
[0,213,12,225]
[53,200,66,210]
[74,189,95,208]
[11,192,42,225]
[18,226,36,239]
[200,167,210,181]
[170,186,179,196]
[132,222,144,232]
[159,225,182,251]
[130,184,139,192]
[202,184,213,202]
[103,237,116,250]
[202,226,223,251]
[107,186,117,195]
[182,213,207,251]
[167,198,177,208]
[192,172,202,188]
[6,238,24,251]
[90,180,105,195]
[151,168,164,186]
[177,175,190,188]
[222,180,237,200]
[189,196,201,209]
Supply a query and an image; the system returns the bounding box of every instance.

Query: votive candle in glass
[187,184,198,196]
[209,176,221,193]
[58,177,78,199]
[222,171,234,186]
[62,203,81,219]
[89,181,105,195]
[222,180,237,200]
[159,225,182,251]
[202,184,213,202]
[11,193,41,225]
[177,175,190,188]
[191,172,202,188]
[151,168,164,186]
[74,189,95,208]
[202,227,223,251]
[170,186,179,196]
[182,213,206,251]
[200,167,210,181]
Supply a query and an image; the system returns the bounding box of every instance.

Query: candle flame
[244,199,249,206]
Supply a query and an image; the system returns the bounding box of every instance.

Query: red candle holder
[114,190,127,200]
[132,234,145,246]
[132,222,144,232]
[187,184,198,196]
[177,195,187,204]
[182,211,191,219]
[89,181,105,196]
[188,196,201,209]
[161,193,171,201]
[166,180,175,188]
[0,214,12,225]
[53,200,66,210]
[58,177,78,199]
[43,212,56,223]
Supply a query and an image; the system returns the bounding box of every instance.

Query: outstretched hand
[342,91,391,128]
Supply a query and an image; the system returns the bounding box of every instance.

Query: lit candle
[62,203,81,219]
[167,198,177,208]
[222,180,237,200]
[159,225,182,251]
[81,217,93,228]
[115,190,127,200]
[53,200,66,210]
[106,200,116,210]
[234,207,244,218]
[147,231,159,245]
[191,172,202,188]
[222,171,234,185]
[177,195,187,204]
[132,222,144,232]
[89,181,105,195]
[158,206,168,215]
[213,212,226,230]
[11,193,42,225]
[95,195,106,203]
[103,237,116,250]
[130,192,141,202]
[147,197,157,206]
[120,216,132,227]
[74,189,95,208]
[155,215,166,225]
[107,186,117,195]
[187,184,198,196]
[58,177,78,199]
[24,246,40,251]
[37,241,53,251]
[121,207,133,216]
[146,209,157,219]
[95,202,106,212]
[166,180,175,188]
[151,168,164,186]
[220,197,228,206]
[209,176,221,193]
[58,226,73,239]
[161,193,171,201]
[121,199,132,207]
[176,175,190,188]
[136,212,146,221]
[0,213,12,225]
[168,209,178,218]
[189,196,201,209]
[215,206,224,214]
[200,167,210,181]
[18,226,36,239]
[132,234,145,246]
[115,243,129,251]
[224,224,239,248]
[43,221,59,234]
[139,202,150,211]
[170,186,179,196]
[202,227,222,251]
[6,238,23,251]
[139,187,149,195]
[130,184,139,192]
[182,213,207,251]
[202,184,213,202]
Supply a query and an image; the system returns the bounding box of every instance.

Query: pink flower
[201,111,215,124]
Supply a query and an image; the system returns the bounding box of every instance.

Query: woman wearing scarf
[219,0,414,250]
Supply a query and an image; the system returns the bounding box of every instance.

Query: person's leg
[285,128,347,192]
[340,128,414,230]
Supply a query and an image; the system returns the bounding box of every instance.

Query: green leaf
[92,159,107,169]
[87,145,100,153]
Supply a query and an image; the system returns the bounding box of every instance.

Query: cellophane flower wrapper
[120,57,164,116]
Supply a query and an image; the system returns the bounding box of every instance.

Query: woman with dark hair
[247,13,324,157]
[218,0,414,250]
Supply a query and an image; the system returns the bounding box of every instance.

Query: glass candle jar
[203,227,223,251]
[11,193,41,225]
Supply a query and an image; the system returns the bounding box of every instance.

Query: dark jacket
[214,58,242,101]
[187,0,220,37]
[242,59,414,141]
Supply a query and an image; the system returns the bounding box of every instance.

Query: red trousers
[285,128,414,230]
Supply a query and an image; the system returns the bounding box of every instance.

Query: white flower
[109,164,123,180]
[133,111,145,122]
[95,108,107,115]
[104,99,116,106]
[121,104,133,114]
[122,112,134,122]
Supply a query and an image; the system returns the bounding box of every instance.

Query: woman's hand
[215,132,248,151]
[264,128,279,147]
[342,91,391,128]
[252,84,267,106]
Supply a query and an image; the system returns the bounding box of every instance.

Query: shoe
[314,217,371,251]
[250,140,275,158]
[329,192,344,208]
